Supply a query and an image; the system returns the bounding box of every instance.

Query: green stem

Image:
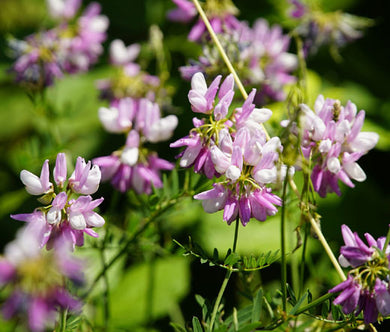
[308,215,346,282]
[100,231,110,329]
[382,226,390,255]
[209,217,240,332]
[280,169,289,312]
[293,293,333,315]
[59,309,67,332]
[299,222,309,297]
[82,195,186,299]
[232,216,239,252]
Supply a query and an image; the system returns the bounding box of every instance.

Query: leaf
[251,289,263,323]
[289,290,309,315]
[224,252,240,266]
[192,316,203,332]
[321,299,330,318]
[286,283,297,306]
[170,322,188,332]
[225,305,252,331]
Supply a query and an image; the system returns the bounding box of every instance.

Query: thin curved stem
[208,217,240,332]
[280,170,289,312]
[308,215,346,282]
[82,195,188,299]
[382,227,390,255]
[191,0,270,141]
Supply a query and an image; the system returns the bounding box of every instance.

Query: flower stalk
[209,217,240,332]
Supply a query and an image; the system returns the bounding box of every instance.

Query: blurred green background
[0,0,389,330]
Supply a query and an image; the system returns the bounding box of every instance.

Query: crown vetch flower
[299,95,379,197]
[96,39,160,102]
[0,223,83,331]
[290,3,372,57]
[20,159,53,196]
[8,1,108,88]
[329,225,390,324]
[180,19,297,104]
[94,97,177,194]
[173,72,286,225]
[109,39,140,66]
[11,153,104,249]
[46,0,82,20]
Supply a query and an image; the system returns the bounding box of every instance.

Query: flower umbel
[171,72,287,225]
[329,225,390,324]
[11,153,104,249]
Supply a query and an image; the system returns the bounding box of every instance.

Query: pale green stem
[308,215,346,282]
[59,309,67,332]
[209,218,239,332]
[191,0,270,141]
[280,170,289,312]
[382,226,390,255]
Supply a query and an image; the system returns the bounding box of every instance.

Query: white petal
[20,170,44,195]
[327,157,341,174]
[121,147,139,166]
[226,165,241,182]
[344,162,366,182]
[254,168,276,184]
[69,213,87,230]
[249,108,272,123]
[319,139,332,153]
[191,72,207,94]
[349,132,379,152]
[85,212,105,227]
[98,107,122,133]
[338,255,351,268]
[46,208,61,225]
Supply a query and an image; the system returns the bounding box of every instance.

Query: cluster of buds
[330,225,390,324]
[11,153,104,249]
[297,95,378,197]
[96,39,161,102]
[8,0,108,89]
[171,72,289,225]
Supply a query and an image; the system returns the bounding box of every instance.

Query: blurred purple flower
[167,0,240,42]
[0,223,83,331]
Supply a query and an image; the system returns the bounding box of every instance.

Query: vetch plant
[1,0,387,331]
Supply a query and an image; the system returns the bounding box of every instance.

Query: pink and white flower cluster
[329,225,390,324]
[0,221,83,331]
[11,153,104,249]
[96,39,160,102]
[9,0,108,88]
[299,95,379,197]
[93,97,178,194]
[171,72,288,225]
[180,19,297,104]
